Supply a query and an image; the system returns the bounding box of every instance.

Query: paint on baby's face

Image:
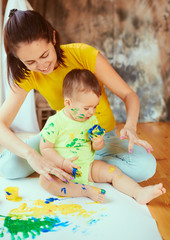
[71,108,86,120]
[69,92,100,122]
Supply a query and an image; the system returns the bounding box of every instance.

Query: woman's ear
[53,30,56,45]
[64,98,71,107]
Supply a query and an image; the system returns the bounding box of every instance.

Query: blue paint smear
[88,219,100,225]
[72,168,77,178]
[5,191,11,195]
[61,188,66,194]
[72,225,80,233]
[44,197,59,204]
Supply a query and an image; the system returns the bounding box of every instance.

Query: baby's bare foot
[135,183,166,204]
[82,186,106,203]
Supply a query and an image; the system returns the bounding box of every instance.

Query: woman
[0,9,156,182]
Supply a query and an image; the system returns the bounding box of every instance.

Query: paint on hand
[108,167,115,173]
[5,187,22,202]
[72,168,82,178]
[88,124,105,140]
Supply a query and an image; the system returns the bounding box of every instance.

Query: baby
[39,69,166,204]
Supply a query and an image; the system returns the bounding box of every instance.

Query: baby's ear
[64,97,71,107]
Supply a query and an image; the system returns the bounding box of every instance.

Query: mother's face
[16,38,58,74]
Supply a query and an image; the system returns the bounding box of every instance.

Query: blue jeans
[0,131,156,182]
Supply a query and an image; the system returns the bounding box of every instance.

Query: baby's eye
[84,108,89,111]
[41,53,49,58]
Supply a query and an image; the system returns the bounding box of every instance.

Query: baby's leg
[91,160,166,204]
[39,175,106,203]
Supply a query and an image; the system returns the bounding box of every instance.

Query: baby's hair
[63,69,102,98]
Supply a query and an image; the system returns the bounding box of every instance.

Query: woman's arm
[95,53,153,153]
[0,84,72,181]
[0,84,31,156]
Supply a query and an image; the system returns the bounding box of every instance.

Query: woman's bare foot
[135,183,166,204]
[82,186,106,203]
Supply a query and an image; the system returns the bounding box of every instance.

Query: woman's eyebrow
[25,50,49,63]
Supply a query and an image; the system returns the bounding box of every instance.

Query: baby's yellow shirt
[18,43,116,132]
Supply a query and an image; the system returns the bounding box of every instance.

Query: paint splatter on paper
[0,197,107,239]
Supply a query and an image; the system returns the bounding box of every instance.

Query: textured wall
[29,0,170,122]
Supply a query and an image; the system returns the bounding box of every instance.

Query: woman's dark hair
[3,9,65,85]
[63,69,102,98]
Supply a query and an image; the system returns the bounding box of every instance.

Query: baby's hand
[62,156,79,174]
[88,124,105,140]
[91,134,105,151]
[90,134,105,144]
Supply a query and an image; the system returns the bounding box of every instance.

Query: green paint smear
[71,108,79,115]
[0,215,69,239]
[66,138,78,147]
[77,114,85,119]
[66,138,89,148]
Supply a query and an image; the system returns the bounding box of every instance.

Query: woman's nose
[36,60,46,70]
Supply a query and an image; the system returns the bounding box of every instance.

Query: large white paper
[0,176,162,240]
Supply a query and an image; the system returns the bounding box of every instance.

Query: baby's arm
[40,137,79,174]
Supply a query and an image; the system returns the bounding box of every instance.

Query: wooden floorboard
[116,122,170,240]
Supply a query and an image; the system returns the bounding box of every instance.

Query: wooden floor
[116,122,170,240]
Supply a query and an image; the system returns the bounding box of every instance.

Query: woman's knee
[120,142,157,182]
[0,135,40,179]
[137,153,156,181]
[0,151,34,179]
[125,151,157,182]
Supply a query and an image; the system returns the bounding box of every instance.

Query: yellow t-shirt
[18,43,116,132]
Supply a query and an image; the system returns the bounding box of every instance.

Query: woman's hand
[26,149,73,182]
[120,127,153,154]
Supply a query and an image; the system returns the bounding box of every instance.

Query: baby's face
[68,91,100,122]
